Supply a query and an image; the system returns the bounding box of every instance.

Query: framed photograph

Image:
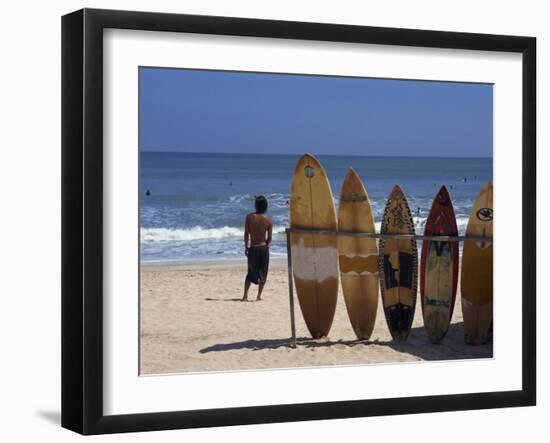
[61,8,536,435]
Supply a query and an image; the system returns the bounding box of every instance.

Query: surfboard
[290,154,339,339]
[461,181,493,345]
[420,186,459,344]
[379,185,418,341]
[337,168,378,340]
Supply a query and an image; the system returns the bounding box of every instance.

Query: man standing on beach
[242,195,272,302]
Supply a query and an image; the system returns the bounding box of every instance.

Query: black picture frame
[61,8,536,435]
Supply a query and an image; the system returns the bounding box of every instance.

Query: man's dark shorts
[246,245,269,284]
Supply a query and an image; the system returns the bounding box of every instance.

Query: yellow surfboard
[337,168,378,340]
[290,154,339,339]
[461,181,493,345]
[379,185,418,341]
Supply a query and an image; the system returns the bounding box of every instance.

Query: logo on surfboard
[476,207,493,222]
[304,166,315,178]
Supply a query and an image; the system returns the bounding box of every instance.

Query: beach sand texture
[140,260,492,375]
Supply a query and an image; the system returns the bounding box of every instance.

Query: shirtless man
[241,195,273,302]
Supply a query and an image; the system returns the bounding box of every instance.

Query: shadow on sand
[200,337,312,353]
[204,297,243,302]
[383,321,493,360]
[199,321,492,361]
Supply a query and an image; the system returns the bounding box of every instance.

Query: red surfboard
[420,186,459,344]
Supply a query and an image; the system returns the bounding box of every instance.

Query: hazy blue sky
[139,67,492,157]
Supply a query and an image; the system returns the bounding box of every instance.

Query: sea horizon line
[139,150,493,160]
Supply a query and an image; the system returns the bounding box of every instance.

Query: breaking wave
[141,225,286,243]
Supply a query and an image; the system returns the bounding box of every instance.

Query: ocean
[140,152,492,264]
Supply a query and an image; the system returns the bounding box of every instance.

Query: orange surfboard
[337,168,378,340]
[290,154,339,338]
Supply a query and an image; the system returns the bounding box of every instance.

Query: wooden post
[286,229,297,349]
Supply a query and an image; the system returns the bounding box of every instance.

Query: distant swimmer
[417,207,421,216]
[145,189,151,196]
[450,185,453,190]
[463,177,467,182]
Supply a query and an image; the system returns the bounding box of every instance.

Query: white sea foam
[141,225,286,243]
[375,216,469,235]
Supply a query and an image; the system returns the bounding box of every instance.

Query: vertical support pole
[286,229,297,349]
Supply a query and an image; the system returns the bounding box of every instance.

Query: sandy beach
[140,259,492,375]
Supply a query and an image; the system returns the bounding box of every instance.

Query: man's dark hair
[255,195,268,214]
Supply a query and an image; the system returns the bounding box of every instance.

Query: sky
[139,67,493,157]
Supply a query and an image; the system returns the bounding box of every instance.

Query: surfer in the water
[241,195,272,302]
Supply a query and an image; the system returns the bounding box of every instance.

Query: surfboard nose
[294,153,317,177]
[345,167,358,178]
[343,167,361,185]
[389,184,405,199]
[300,153,317,163]
[436,185,451,205]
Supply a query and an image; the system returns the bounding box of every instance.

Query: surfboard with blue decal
[290,154,339,339]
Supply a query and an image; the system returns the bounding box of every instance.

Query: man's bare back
[245,213,273,247]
